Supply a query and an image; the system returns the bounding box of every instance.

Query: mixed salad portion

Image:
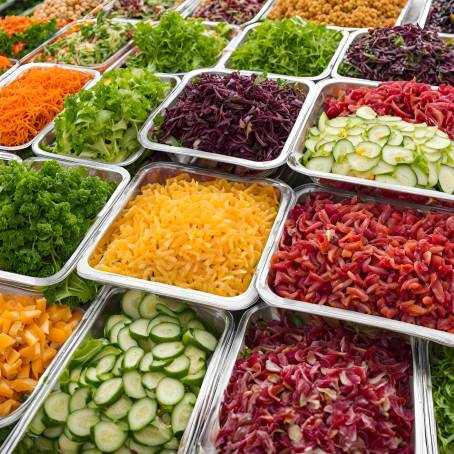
[36,14,133,67]
[425,0,454,34]
[32,0,99,27]
[110,0,183,20]
[47,68,172,163]
[191,0,266,25]
[216,313,414,453]
[228,19,343,78]
[18,290,218,453]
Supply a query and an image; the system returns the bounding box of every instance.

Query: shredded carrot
[0,67,91,147]
[0,16,48,37]
[0,56,12,71]
[0,293,82,415]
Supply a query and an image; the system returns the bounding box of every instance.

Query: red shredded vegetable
[269,193,454,332]
[324,80,454,140]
[216,315,414,453]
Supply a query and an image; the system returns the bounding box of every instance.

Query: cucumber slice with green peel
[382,146,414,165]
[325,126,342,136]
[128,398,157,431]
[93,421,127,453]
[150,323,182,343]
[186,319,205,330]
[123,370,146,399]
[138,337,156,352]
[43,425,64,439]
[318,112,328,131]
[44,392,70,425]
[29,407,46,435]
[328,116,349,128]
[428,162,439,187]
[129,440,161,454]
[309,126,320,136]
[118,326,138,351]
[105,315,131,337]
[121,290,144,319]
[139,352,154,372]
[133,417,172,447]
[439,165,454,194]
[86,367,100,384]
[104,396,132,421]
[411,165,428,186]
[184,345,206,361]
[148,315,179,331]
[402,136,416,150]
[84,449,102,454]
[150,358,172,371]
[171,393,196,437]
[164,355,190,378]
[188,358,205,375]
[156,303,177,318]
[425,151,442,162]
[98,373,113,383]
[112,354,124,377]
[78,369,87,386]
[387,131,403,146]
[356,106,377,120]
[129,319,150,340]
[181,368,206,386]
[393,165,417,187]
[315,140,336,155]
[70,367,82,383]
[70,387,91,413]
[304,137,317,152]
[156,377,185,406]
[161,450,177,454]
[142,372,165,391]
[374,175,400,185]
[68,382,79,395]
[58,433,82,453]
[178,310,196,326]
[306,156,333,172]
[67,408,99,440]
[347,154,379,172]
[139,294,160,319]
[109,321,128,345]
[35,437,55,453]
[164,438,180,450]
[425,135,451,149]
[152,341,185,360]
[192,329,218,353]
[332,162,351,176]
[157,298,188,314]
[355,141,381,158]
[332,139,354,162]
[112,447,130,454]
[96,355,116,377]
[93,378,123,407]
[368,124,390,142]
[122,346,144,371]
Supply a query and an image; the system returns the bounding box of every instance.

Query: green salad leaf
[51,67,172,162]
[431,345,454,453]
[130,11,231,73]
[229,19,343,77]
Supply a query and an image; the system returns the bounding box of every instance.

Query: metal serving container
[2,286,235,454]
[288,77,454,204]
[418,0,454,39]
[108,21,241,78]
[332,28,453,82]
[0,157,129,290]
[138,68,315,173]
[218,20,349,81]
[184,0,274,27]
[257,182,454,346]
[196,303,426,453]
[0,151,21,163]
[0,283,104,429]
[19,18,135,73]
[32,73,181,168]
[0,63,99,154]
[77,161,293,311]
[101,0,196,19]
[262,0,422,31]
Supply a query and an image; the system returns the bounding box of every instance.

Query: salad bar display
[0,0,452,452]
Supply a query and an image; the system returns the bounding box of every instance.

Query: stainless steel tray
[2,286,235,453]
[101,0,196,19]
[184,0,274,27]
[196,302,425,453]
[262,0,422,31]
[218,21,349,81]
[0,282,104,429]
[0,157,129,290]
[138,68,315,172]
[0,58,18,82]
[19,18,135,73]
[107,21,241,77]
[257,182,454,346]
[418,0,454,39]
[332,28,453,82]
[0,0,21,13]
[32,73,181,168]
[287,77,454,203]
[77,161,294,311]
[0,151,21,163]
[0,63,100,154]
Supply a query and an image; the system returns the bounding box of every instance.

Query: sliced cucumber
[372,160,395,175]
[121,290,144,319]
[93,421,127,453]
[150,358,172,371]
[191,329,218,353]
[356,106,377,120]
[104,396,132,421]
[150,323,182,343]
[138,338,156,352]
[44,392,70,425]
[58,433,82,453]
[139,352,154,372]
[387,130,403,146]
[43,425,64,439]
[122,346,144,371]
[181,367,206,386]
[375,175,400,185]
[152,341,184,360]
[112,354,124,377]
[164,355,190,378]
[86,367,100,385]
[123,370,146,399]
[29,407,46,435]
[393,165,417,187]
[129,440,161,454]
[368,124,390,142]
[428,162,439,187]
[439,165,454,194]
[306,156,333,172]
[355,141,381,158]
[178,310,196,327]
[96,354,116,377]
[128,398,157,431]
[132,417,172,447]
[68,382,79,395]
[425,135,451,149]
[318,112,328,131]
[171,393,196,437]
[67,408,99,440]
[156,303,178,318]
[142,372,165,391]
[186,319,205,330]
[109,321,128,345]
[347,154,379,172]
[332,139,354,162]
[129,319,150,340]
[93,378,123,407]
[105,315,131,337]
[382,146,414,165]
[148,315,179,331]
[70,367,82,383]
[139,294,160,319]
[158,298,187,314]
[118,326,138,351]
[70,387,91,413]
[411,165,428,186]
[156,377,185,406]
[164,438,180,450]
[35,437,55,452]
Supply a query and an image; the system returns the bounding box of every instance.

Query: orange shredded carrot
[0,66,91,147]
[0,17,48,37]
[0,56,12,71]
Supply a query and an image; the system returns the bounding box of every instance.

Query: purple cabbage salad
[339,24,454,85]
[153,72,306,162]
[426,0,454,34]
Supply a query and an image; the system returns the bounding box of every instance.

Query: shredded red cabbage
[216,315,414,453]
[324,80,454,140]
[340,24,454,85]
[155,73,305,162]
[426,0,454,34]
[192,0,265,25]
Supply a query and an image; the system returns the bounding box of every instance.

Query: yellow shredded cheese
[91,174,279,297]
